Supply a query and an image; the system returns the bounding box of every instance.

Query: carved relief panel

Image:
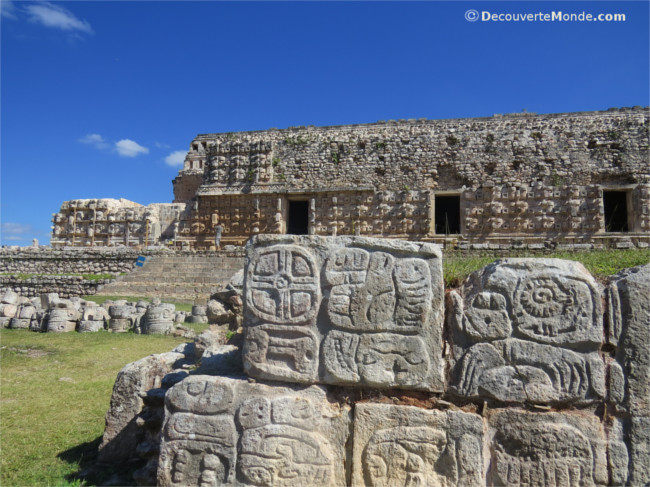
[488,410,628,486]
[243,235,445,392]
[352,404,484,487]
[448,259,606,404]
[158,375,349,487]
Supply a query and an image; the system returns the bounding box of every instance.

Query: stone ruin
[0,291,194,337]
[52,108,650,251]
[96,235,650,486]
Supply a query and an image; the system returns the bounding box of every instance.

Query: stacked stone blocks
[142,236,649,485]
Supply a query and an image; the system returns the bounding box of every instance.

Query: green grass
[0,329,191,487]
[443,248,650,287]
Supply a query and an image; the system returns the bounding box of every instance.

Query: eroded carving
[352,404,483,487]
[159,376,348,487]
[244,324,318,382]
[243,235,444,391]
[246,244,321,325]
[488,410,628,487]
[450,259,605,404]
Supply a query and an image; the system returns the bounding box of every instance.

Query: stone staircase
[95,253,245,302]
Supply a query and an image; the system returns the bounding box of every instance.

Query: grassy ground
[442,248,650,287]
[0,330,192,487]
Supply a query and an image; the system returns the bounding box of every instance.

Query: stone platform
[98,236,650,486]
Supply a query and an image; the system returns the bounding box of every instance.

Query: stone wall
[97,235,650,486]
[0,247,141,275]
[179,107,649,247]
[50,198,188,248]
[0,247,246,300]
[53,107,650,249]
[0,275,116,298]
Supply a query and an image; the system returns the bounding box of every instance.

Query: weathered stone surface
[99,352,189,465]
[609,264,650,414]
[138,303,175,335]
[78,320,104,332]
[1,289,19,304]
[243,235,444,391]
[488,409,628,486]
[352,403,484,487]
[46,307,78,332]
[0,303,18,318]
[449,259,605,404]
[629,416,650,486]
[158,375,350,487]
[608,264,650,485]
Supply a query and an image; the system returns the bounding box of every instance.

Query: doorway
[435,195,461,234]
[603,191,629,232]
[288,200,309,235]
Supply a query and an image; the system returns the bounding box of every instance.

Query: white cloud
[1,0,18,19]
[165,150,187,167]
[2,222,33,236]
[24,2,93,34]
[115,139,149,158]
[155,142,171,150]
[78,133,109,150]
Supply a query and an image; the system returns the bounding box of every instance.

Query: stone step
[96,253,245,300]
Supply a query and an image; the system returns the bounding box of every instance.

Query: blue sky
[1,0,648,246]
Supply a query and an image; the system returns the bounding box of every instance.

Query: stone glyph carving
[158,375,349,487]
[243,235,444,391]
[608,264,650,485]
[352,404,484,487]
[138,303,175,335]
[488,410,628,486]
[449,259,605,404]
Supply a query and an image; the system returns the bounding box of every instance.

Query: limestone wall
[97,235,650,486]
[175,107,650,247]
[53,108,650,249]
[0,275,116,298]
[0,247,140,275]
[0,247,246,300]
[51,198,188,248]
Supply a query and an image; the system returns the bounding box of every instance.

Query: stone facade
[54,107,650,249]
[96,236,650,486]
[50,198,187,248]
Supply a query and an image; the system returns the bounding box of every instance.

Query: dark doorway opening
[435,195,461,235]
[604,191,629,232]
[288,200,309,235]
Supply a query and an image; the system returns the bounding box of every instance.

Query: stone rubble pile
[97,235,650,486]
[0,291,192,336]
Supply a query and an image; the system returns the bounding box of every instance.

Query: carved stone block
[488,409,628,486]
[243,235,445,391]
[351,403,484,487]
[608,264,650,485]
[449,259,605,404]
[609,264,650,414]
[158,375,350,487]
